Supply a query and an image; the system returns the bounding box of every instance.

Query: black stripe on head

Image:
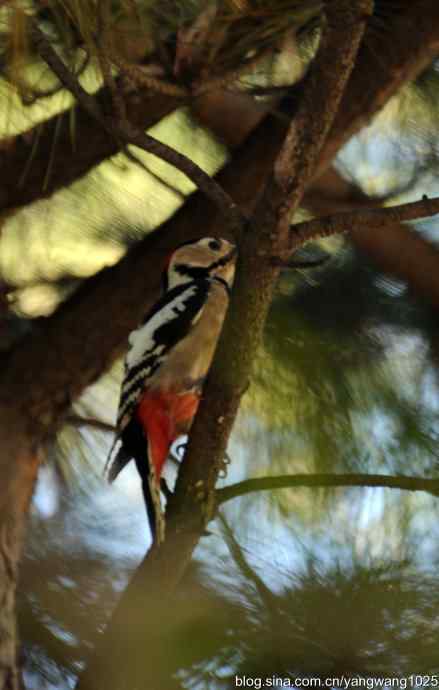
[205,246,237,272]
[162,238,202,291]
[172,264,211,281]
[172,246,237,281]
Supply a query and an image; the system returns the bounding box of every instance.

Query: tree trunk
[0,408,39,689]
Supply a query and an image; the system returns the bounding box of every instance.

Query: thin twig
[21,49,90,105]
[96,0,127,124]
[216,472,439,506]
[113,56,189,98]
[122,147,186,201]
[33,21,245,233]
[33,24,102,121]
[287,195,439,254]
[115,124,245,231]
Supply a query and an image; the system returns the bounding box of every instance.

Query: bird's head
[165,237,236,291]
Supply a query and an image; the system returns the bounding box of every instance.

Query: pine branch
[33,23,245,234]
[114,123,246,232]
[283,195,439,255]
[216,473,439,506]
[304,171,439,307]
[173,1,371,542]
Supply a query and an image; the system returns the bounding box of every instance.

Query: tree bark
[315,0,439,176]
[0,413,39,690]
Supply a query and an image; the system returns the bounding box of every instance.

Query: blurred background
[2,1,439,688]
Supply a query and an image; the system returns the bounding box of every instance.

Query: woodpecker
[106,237,236,544]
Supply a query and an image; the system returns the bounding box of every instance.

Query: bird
[106,237,236,544]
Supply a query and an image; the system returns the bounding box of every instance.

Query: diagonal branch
[257,0,373,238]
[0,85,179,215]
[216,473,439,506]
[115,125,246,231]
[32,27,101,119]
[315,0,439,177]
[33,23,245,233]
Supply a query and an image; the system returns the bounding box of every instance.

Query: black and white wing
[105,279,210,480]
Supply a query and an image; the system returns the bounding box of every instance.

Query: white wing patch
[126,285,198,368]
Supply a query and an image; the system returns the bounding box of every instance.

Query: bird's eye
[208,239,222,251]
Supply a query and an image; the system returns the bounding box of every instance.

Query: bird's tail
[109,421,166,545]
[135,461,165,545]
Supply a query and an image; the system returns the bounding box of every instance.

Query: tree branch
[286,195,439,254]
[32,27,102,121]
[216,472,439,506]
[315,0,439,177]
[304,171,439,308]
[115,124,246,231]
[34,23,245,233]
[271,1,373,224]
